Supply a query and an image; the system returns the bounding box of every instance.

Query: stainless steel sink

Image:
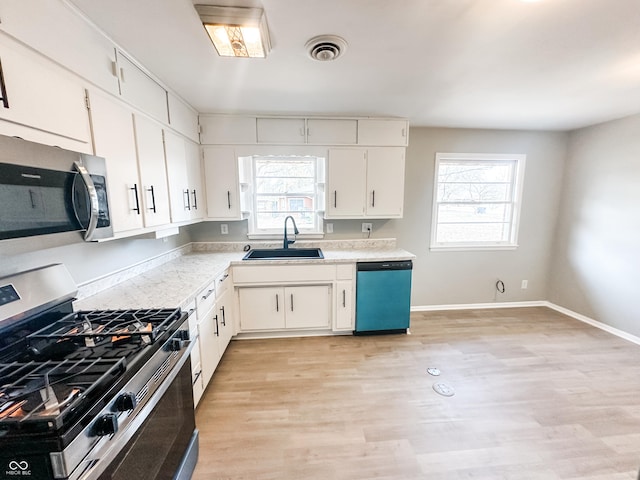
[242,248,324,260]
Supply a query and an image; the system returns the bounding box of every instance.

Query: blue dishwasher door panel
[355,269,411,333]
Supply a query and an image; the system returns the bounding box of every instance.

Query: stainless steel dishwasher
[355,260,412,334]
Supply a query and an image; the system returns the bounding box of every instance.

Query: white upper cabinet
[0,33,92,152]
[133,114,171,227]
[326,147,405,219]
[200,115,257,144]
[306,119,357,145]
[256,118,306,144]
[87,88,144,233]
[0,1,120,96]
[326,149,367,217]
[199,115,407,146]
[117,52,168,124]
[365,147,405,217]
[168,93,199,143]
[163,129,191,224]
[203,146,242,220]
[357,119,409,146]
[185,140,204,221]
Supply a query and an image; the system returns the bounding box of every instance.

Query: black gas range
[0,264,198,480]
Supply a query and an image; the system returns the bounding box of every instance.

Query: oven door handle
[73,161,100,241]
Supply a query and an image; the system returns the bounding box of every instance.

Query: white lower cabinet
[335,280,354,331]
[238,285,331,332]
[198,301,221,389]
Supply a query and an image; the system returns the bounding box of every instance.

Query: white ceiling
[69,0,640,131]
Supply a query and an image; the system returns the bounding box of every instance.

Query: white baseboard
[411,301,640,346]
[411,301,546,312]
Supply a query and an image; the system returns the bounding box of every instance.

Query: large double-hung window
[431,153,526,250]
[246,155,324,235]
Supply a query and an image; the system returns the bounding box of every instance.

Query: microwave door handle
[73,161,99,241]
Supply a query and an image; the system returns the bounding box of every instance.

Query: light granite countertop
[74,240,414,311]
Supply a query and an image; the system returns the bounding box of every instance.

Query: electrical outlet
[521,280,528,289]
[362,223,372,233]
[220,224,229,234]
[326,223,333,233]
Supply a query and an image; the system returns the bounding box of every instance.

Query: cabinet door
[134,114,171,227]
[216,287,234,353]
[198,304,222,388]
[191,339,204,407]
[168,93,199,143]
[203,146,241,219]
[335,280,354,331]
[365,147,405,218]
[117,52,168,124]
[256,118,306,144]
[163,129,190,223]
[284,285,331,329]
[326,149,366,218]
[185,140,204,220]
[88,89,144,233]
[307,119,357,145]
[238,287,285,331]
[0,35,91,149]
[357,119,408,146]
[200,115,257,144]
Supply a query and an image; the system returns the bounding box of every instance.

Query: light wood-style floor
[192,307,640,479]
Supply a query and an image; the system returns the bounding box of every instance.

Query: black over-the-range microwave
[0,134,113,241]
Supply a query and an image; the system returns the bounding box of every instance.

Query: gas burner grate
[27,308,181,346]
[0,357,126,429]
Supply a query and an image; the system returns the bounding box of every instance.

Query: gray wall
[398,127,567,306]
[549,114,640,335]
[0,229,192,285]
[189,126,569,307]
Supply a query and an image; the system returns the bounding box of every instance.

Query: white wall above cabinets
[0,33,92,152]
[199,115,407,146]
[326,147,405,219]
[202,146,242,220]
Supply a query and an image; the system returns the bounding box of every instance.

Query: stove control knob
[116,392,137,412]
[178,329,190,341]
[95,413,118,436]
[169,338,186,351]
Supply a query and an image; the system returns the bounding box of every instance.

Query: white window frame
[244,154,325,238]
[430,152,526,251]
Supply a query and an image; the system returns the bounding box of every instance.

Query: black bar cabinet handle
[131,184,141,214]
[213,314,219,336]
[342,289,346,308]
[372,190,375,207]
[147,185,156,213]
[0,58,9,109]
[220,306,226,326]
[275,294,279,312]
[227,190,231,209]
[184,189,191,211]
[192,190,198,210]
[334,190,337,208]
[290,294,294,312]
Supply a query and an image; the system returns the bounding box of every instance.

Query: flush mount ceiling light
[195,5,271,58]
[306,35,348,61]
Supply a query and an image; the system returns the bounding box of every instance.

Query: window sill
[430,244,518,252]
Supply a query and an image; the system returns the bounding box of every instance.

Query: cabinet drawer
[215,269,232,298]
[233,264,336,284]
[336,264,354,280]
[196,278,217,317]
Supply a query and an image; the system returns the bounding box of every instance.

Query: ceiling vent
[306,35,348,61]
